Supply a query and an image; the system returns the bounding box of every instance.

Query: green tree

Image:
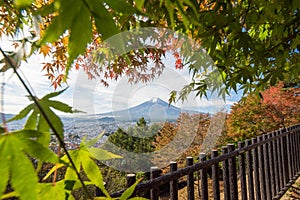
[138,0,300,98]
[107,117,160,153]
[102,118,161,172]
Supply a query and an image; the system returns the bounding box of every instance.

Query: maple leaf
[12,42,20,49]
[109,71,114,79]
[39,45,51,57]
[173,52,180,59]
[175,58,183,69]
[75,63,80,70]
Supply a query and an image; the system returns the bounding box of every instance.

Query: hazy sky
[0,39,241,115]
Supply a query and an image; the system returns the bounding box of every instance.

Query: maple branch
[0,48,93,199]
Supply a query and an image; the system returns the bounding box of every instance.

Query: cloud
[1,53,66,114]
[1,43,241,115]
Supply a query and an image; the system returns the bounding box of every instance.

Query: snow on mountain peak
[151,97,158,103]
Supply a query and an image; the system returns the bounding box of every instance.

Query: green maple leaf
[0,130,59,200]
[7,88,79,141]
[43,132,122,199]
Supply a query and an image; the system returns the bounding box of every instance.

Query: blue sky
[0,38,241,116]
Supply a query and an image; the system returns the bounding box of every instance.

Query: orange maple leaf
[12,42,19,49]
[39,45,51,57]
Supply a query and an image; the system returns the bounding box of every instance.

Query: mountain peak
[151,97,159,103]
[148,97,169,106]
[98,97,200,122]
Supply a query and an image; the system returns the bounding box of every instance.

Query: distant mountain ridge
[0,113,17,123]
[97,97,200,122]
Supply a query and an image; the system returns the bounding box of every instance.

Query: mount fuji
[97,97,200,122]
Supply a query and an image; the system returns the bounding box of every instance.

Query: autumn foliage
[1,0,300,97]
[152,113,210,170]
[103,114,211,172]
[226,83,300,141]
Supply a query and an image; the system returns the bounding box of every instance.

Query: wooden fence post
[252,138,261,200]
[258,135,266,199]
[267,132,276,197]
[222,146,230,200]
[228,144,238,200]
[263,134,271,200]
[126,174,136,198]
[246,139,254,200]
[127,174,136,187]
[281,129,289,186]
[150,166,160,200]
[277,130,284,190]
[238,141,247,200]
[199,153,208,200]
[187,157,194,200]
[170,161,178,200]
[211,150,220,200]
[272,131,280,194]
[296,126,300,173]
[286,128,293,182]
[296,125,300,172]
[291,128,297,178]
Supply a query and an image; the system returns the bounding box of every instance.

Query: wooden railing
[110,124,300,200]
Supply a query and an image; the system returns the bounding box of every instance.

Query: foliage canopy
[226,83,300,141]
[1,0,299,97]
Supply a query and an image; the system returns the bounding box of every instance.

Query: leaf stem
[0,48,93,199]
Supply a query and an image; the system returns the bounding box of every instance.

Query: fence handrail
[110,124,300,199]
